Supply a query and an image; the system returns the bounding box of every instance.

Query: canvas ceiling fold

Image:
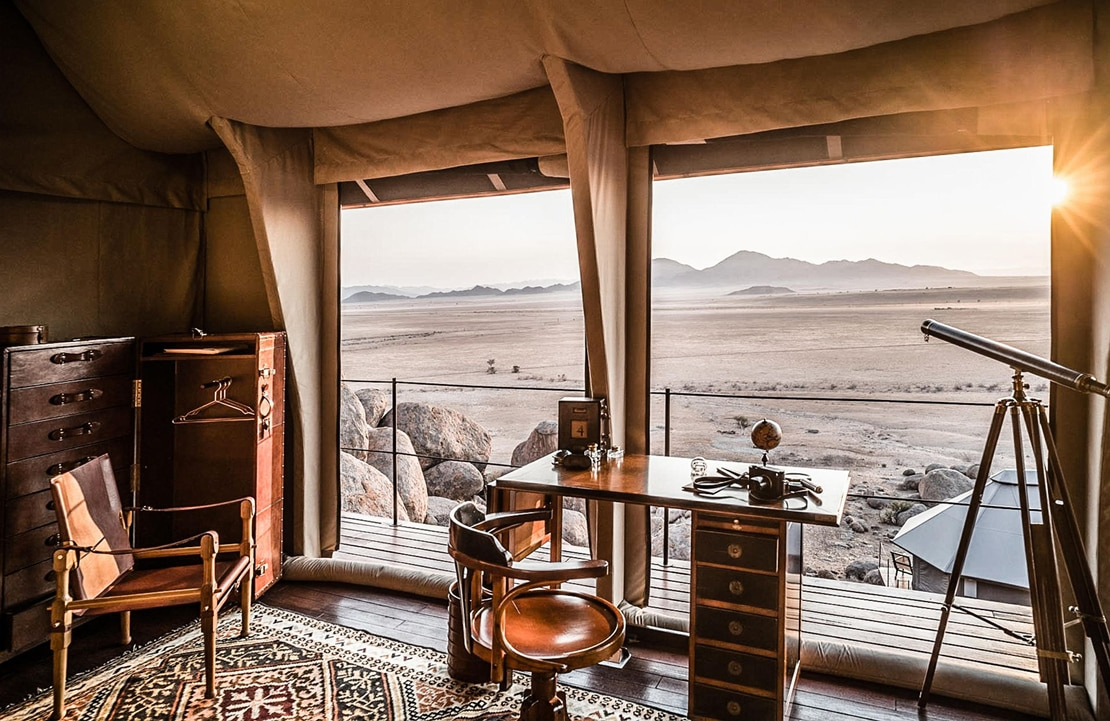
[626,0,1094,146]
[15,0,1056,154]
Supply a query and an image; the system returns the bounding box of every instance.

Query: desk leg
[550,499,562,563]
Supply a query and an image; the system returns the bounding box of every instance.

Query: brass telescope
[921,318,1110,397]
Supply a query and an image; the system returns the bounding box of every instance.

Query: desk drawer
[8,374,132,425]
[6,407,132,462]
[7,340,133,388]
[694,644,778,693]
[691,683,777,720]
[695,606,779,652]
[5,489,55,537]
[5,523,59,574]
[697,567,778,610]
[6,437,132,499]
[4,598,51,653]
[3,558,54,608]
[695,530,778,573]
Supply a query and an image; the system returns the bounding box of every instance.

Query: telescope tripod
[918,371,1110,717]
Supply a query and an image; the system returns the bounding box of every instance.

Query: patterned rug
[4,604,683,720]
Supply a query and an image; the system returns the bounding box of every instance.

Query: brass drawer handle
[728,660,744,677]
[48,421,101,441]
[50,349,103,365]
[728,579,745,597]
[46,456,98,477]
[50,388,103,406]
[727,700,742,716]
[728,620,744,636]
[727,543,743,559]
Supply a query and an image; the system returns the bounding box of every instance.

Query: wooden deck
[340,512,1045,708]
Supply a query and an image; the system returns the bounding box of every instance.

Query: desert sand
[341,281,1050,574]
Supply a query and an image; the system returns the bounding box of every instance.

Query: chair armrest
[475,507,552,535]
[127,496,255,516]
[130,530,220,560]
[506,558,609,583]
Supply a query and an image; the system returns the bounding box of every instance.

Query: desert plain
[341,279,1050,576]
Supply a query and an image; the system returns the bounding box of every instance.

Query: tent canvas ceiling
[15,0,1058,154]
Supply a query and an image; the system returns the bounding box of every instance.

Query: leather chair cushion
[474,592,621,669]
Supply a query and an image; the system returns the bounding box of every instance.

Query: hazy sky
[342,145,1055,289]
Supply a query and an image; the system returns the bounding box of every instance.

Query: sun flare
[1048,176,1070,207]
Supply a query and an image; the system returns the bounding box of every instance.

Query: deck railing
[341,376,1028,582]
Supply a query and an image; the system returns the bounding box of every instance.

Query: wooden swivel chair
[448,501,626,721]
[48,454,255,720]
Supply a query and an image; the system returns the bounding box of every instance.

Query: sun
[1047,176,1070,207]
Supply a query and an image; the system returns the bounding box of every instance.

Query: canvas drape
[209,118,338,558]
[545,57,653,607]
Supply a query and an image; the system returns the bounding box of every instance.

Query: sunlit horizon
[342,146,1055,289]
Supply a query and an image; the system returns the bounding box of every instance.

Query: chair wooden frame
[48,455,255,721]
[448,501,625,721]
[891,549,914,588]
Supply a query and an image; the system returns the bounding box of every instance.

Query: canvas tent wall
[2,1,1110,712]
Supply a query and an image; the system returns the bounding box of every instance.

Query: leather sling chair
[448,501,626,721]
[48,454,254,721]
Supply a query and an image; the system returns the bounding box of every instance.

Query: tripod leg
[919,400,1008,709]
[1035,405,1110,698]
[1016,404,1069,718]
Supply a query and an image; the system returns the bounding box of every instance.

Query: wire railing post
[391,377,398,525]
[662,387,672,565]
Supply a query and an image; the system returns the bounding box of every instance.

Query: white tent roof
[14,0,1057,153]
[893,469,1041,590]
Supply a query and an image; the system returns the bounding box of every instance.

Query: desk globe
[751,418,782,464]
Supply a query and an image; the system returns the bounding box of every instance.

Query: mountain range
[342,250,991,302]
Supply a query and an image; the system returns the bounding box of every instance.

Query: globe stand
[917,369,1110,717]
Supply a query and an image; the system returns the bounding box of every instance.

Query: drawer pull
[728,579,745,597]
[727,700,742,716]
[46,500,55,511]
[47,456,98,477]
[48,421,101,441]
[728,620,744,637]
[50,349,103,365]
[727,543,743,559]
[728,660,744,677]
[50,388,103,406]
[45,533,60,546]
[43,570,56,583]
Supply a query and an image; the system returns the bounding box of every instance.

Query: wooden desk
[492,453,849,721]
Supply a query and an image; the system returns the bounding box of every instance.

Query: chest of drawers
[0,337,136,661]
[689,512,802,721]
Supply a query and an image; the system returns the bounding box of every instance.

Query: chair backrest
[448,502,513,571]
[891,550,913,575]
[50,454,134,600]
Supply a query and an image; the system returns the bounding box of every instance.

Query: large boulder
[919,468,974,503]
[355,387,391,427]
[339,451,410,522]
[424,460,485,501]
[425,496,458,526]
[511,420,558,466]
[339,383,370,461]
[562,509,590,548]
[381,402,492,472]
[361,426,428,524]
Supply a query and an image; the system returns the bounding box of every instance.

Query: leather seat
[448,501,625,721]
